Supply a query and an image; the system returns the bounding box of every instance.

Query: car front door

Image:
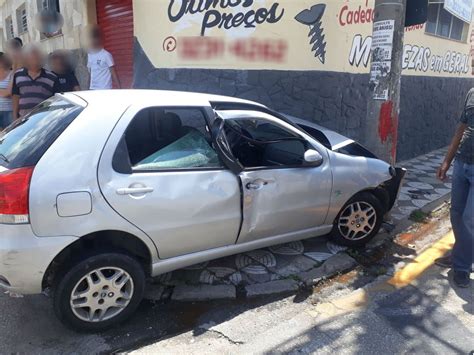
[99,106,241,259]
[215,110,333,244]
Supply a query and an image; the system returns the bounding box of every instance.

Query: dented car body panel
[0,90,403,295]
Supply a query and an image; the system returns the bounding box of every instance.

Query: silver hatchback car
[0,90,403,331]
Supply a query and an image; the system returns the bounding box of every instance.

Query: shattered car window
[134,130,222,170]
[123,107,223,171]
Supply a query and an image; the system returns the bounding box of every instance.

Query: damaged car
[0,90,404,331]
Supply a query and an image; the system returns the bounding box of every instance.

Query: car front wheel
[331,192,384,247]
[53,253,145,332]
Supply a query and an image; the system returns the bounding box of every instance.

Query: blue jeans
[0,111,13,129]
[451,159,474,273]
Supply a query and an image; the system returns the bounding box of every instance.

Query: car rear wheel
[331,192,384,247]
[53,253,145,332]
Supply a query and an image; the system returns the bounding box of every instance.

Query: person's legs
[451,160,473,286]
[450,160,469,254]
[3,111,12,126]
[0,111,7,130]
[0,111,13,129]
[454,163,474,270]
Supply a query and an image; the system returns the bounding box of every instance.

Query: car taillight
[0,166,34,224]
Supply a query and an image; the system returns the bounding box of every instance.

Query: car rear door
[98,105,241,259]
[214,110,333,245]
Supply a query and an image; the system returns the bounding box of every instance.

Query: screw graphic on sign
[295,4,327,64]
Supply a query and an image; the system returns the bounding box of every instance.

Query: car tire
[331,192,385,247]
[53,253,145,332]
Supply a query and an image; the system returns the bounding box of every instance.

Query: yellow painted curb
[388,232,455,288]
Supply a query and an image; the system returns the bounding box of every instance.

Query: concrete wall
[134,40,471,161]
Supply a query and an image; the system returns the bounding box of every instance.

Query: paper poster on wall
[369,20,395,100]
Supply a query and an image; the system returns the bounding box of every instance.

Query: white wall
[0,0,96,53]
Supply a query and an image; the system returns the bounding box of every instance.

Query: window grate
[425,1,468,42]
[5,16,14,39]
[15,4,28,34]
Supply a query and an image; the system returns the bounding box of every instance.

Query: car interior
[123,107,311,171]
[223,118,308,168]
[124,108,220,170]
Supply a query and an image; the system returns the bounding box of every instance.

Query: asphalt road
[0,283,295,353]
[133,265,473,354]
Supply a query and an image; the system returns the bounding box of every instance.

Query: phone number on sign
[171,37,288,63]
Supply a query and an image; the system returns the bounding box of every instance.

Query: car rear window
[0,96,83,169]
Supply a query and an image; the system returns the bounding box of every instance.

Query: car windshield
[0,96,84,169]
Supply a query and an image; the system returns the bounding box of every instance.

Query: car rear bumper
[0,223,77,295]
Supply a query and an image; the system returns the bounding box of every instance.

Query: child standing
[49,50,80,92]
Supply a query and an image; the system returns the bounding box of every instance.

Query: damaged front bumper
[384,167,407,212]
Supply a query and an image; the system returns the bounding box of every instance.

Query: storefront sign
[444,0,473,23]
[134,0,473,77]
[167,0,285,36]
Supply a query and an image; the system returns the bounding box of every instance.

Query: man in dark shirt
[49,50,80,92]
[12,44,60,119]
[436,88,473,288]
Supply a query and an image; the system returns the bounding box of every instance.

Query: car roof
[63,90,352,150]
[62,89,263,109]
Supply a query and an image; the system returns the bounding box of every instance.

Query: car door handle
[245,180,271,190]
[246,182,261,190]
[116,187,154,195]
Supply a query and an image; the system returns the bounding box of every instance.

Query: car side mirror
[304,149,323,165]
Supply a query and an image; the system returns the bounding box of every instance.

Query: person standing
[6,37,24,72]
[0,53,13,130]
[436,88,474,288]
[11,44,60,119]
[49,50,80,92]
[87,28,121,90]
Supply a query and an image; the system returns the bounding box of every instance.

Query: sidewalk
[144,147,453,303]
[391,147,451,220]
[132,207,473,355]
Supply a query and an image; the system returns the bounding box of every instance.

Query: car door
[214,110,333,244]
[98,105,241,259]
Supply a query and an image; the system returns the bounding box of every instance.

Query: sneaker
[453,271,470,288]
[435,256,452,268]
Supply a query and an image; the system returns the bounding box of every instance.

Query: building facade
[1,0,473,161]
[134,0,474,161]
[0,0,133,88]
[0,0,97,87]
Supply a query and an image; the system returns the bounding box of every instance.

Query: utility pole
[363,0,407,164]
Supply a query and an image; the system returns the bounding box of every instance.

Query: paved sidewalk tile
[391,147,451,220]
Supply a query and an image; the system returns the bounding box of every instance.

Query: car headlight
[389,166,396,177]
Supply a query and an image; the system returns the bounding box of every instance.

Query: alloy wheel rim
[338,201,377,241]
[70,267,134,323]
